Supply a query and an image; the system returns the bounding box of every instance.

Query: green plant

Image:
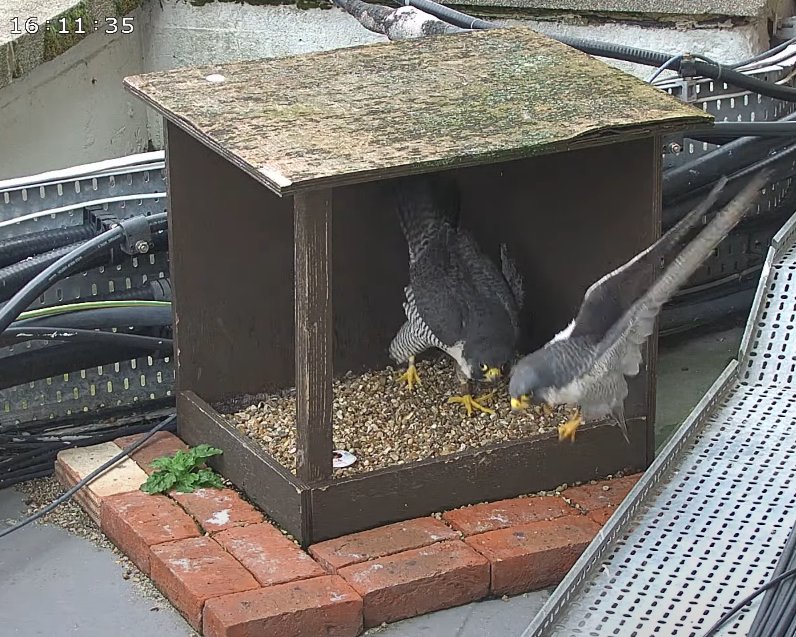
[140,444,224,494]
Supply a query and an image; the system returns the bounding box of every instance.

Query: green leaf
[189,445,223,460]
[140,470,178,494]
[172,472,199,493]
[140,443,224,495]
[149,456,175,471]
[168,450,195,473]
[194,468,224,489]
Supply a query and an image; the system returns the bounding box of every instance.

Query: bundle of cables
[0,212,177,490]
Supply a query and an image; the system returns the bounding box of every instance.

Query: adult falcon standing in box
[388,173,525,416]
[509,170,769,443]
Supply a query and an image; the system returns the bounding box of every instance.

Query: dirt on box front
[216,357,568,477]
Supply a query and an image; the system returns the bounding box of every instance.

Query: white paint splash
[206,509,231,527]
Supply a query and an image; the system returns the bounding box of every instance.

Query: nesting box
[124,27,711,545]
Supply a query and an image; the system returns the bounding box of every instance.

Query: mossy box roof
[124,27,711,196]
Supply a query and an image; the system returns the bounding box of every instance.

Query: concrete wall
[0,0,777,181]
[0,15,150,180]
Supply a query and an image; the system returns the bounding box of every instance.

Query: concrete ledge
[55,432,643,636]
[0,0,146,89]
[447,0,779,20]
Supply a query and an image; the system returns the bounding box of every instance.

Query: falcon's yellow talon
[448,393,496,416]
[398,361,421,391]
[511,395,530,411]
[558,408,583,443]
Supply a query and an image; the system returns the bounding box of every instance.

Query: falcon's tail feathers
[389,174,460,261]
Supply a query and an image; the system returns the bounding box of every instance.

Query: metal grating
[741,263,796,387]
[0,153,174,427]
[543,385,796,637]
[522,211,796,637]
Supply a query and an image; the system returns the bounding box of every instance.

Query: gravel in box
[217,357,569,477]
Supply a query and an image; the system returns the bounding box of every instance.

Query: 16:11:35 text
[10,16,135,35]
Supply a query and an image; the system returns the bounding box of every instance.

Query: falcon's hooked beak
[485,367,502,382]
[511,395,531,411]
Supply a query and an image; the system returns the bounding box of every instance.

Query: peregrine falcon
[388,173,525,416]
[508,170,769,442]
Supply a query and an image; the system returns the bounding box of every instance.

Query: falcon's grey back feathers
[388,173,524,382]
[509,170,770,440]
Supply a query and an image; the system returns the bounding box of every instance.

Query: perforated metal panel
[0,155,175,427]
[657,52,796,294]
[542,385,796,637]
[522,211,796,637]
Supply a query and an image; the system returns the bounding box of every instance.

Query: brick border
[54,433,641,636]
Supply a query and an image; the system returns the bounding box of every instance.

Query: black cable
[0,212,167,336]
[663,145,796,219]
[13,305,173,330]
[0,224,97,269]
[0,242,84,302]
[748,525,796,637]
[0,326,172,350]
[699,566,796,637]
[664,109,796,199]
[688,121,796,139]
[92,279,172,303]
[0,413,176,539]
[0,341,169,389]
[0,224,169,304]
[402,0,796,102]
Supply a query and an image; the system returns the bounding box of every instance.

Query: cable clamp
[84,207,153,255]
[680,53,698,78]
[117,215,153,255]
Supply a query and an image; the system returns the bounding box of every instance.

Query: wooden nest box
[124,27,711,546]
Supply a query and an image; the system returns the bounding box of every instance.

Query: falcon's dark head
[461,337,514,383]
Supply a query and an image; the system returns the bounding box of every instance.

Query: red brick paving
[114,431,189,475]
[100,490,200,575]
[338,540,490,628]
[149,536,260,630]
[215,522,326,586]
[443,495,573,536]
[563,474,641,525]
[465,516,601,596]
[203,576,363,637]
[57,437,643,636]
[170,487,264,533]
[309,517,459,572]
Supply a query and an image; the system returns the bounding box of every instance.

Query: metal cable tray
[522,210,796,636]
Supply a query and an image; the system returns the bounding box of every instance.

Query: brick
[588,507,616,526]
[215,523,325,586]
[338,540,489,628]
[114,431,189,475]
[55,442,149,524]
[100,490,201,575]
[150,536,260,630]
[443,496,573,536]
[203,575,362,637]
[309,517,458,572]
[55,458,99,524]
[563,474,641,522]
[466,516,600,596]
[171,488,263,533]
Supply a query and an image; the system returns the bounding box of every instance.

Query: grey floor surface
[0,325,743,637]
